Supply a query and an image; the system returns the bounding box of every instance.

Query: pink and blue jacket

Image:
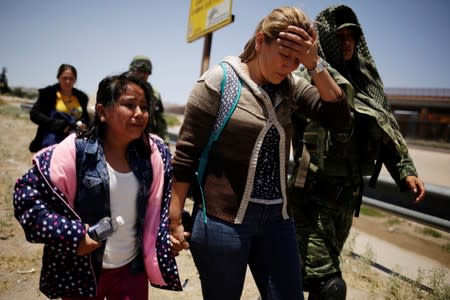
[13,133,182,298]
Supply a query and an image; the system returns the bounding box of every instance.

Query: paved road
[396,147,450,187]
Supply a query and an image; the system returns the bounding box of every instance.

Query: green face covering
[314,4,413,160]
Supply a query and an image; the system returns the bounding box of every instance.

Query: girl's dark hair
[78,71,153,155]
[56,64,77,79]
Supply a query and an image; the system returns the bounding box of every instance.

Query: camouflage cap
[336,22,359,31]
[336,22,361,40]
[129,55,152,74]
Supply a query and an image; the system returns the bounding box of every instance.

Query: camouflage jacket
[148,84,168,141]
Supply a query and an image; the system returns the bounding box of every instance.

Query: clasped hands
[169,222,190,256]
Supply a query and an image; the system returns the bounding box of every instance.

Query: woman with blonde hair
[169,6,353,300]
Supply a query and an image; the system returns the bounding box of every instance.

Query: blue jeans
[190,202,303,300]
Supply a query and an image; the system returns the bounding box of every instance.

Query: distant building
[386,88,450,142]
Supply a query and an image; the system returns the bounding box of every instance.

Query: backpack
[195,61,242,223]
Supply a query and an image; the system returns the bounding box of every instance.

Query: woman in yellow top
[29,64,90,152]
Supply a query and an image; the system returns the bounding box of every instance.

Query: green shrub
[359,205,386,217]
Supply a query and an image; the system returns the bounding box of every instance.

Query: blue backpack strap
[195,61,241,223]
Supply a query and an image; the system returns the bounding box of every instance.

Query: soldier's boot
[306,279,322,300]
[307,274,347,300]
[307,290,321,300]
[319,276,347,300]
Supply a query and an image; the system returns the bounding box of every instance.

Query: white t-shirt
[102,163,139,269]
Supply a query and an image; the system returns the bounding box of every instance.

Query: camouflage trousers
[288,180,360,291]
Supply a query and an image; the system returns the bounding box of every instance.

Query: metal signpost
[187,0,234,75]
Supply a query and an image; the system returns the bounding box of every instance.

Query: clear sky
[1,0,449,105]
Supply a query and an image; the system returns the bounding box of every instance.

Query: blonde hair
[239,7,311,62]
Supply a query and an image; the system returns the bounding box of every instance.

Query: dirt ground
[0,96,449,300]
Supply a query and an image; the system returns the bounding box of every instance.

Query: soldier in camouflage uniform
[288,5,426,300]
[129,55,168,141]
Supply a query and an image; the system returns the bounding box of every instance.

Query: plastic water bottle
[88,216,124,242]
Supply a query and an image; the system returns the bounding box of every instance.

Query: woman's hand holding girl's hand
[169,221,190,256]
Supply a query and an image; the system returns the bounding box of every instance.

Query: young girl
[14,72,181,299]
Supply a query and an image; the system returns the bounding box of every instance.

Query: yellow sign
[187,0,233,43]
